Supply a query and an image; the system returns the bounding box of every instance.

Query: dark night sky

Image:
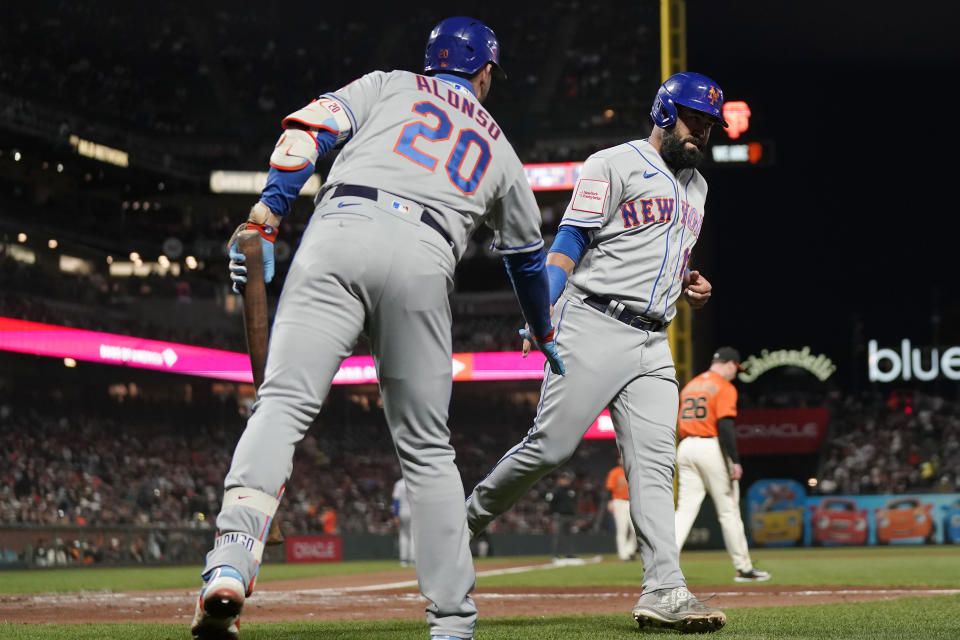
[682,1,959,370]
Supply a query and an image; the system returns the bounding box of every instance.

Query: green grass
[2,548,959,639]
[0,555,553,594]
[2,596,959,639]
[475,547,960,588]
[4,548,957,594]
[0,560,402,594]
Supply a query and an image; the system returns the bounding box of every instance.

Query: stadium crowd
[0,1,652,159]
[814,389,960,496]
[3,372,958,566]
[0,382,611,565]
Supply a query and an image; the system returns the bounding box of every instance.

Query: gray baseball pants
[204,191,477,638]
[466,293,686,594]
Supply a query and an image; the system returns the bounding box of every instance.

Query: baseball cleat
[631,586,726,633]
[191,565,246,640]
[734,568,771,582]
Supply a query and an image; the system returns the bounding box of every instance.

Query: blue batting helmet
[650,72,728,128]
[424,16,506,79]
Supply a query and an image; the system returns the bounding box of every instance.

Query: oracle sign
[868,339,960,382]
[734,408,829,455]
[285,535,342,563]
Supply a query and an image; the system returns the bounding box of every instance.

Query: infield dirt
[0,559,955,626]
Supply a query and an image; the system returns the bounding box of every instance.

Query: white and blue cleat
[191,565,247,640]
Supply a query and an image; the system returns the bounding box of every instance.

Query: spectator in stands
[546,470,578,559]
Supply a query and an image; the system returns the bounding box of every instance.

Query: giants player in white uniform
[466,72,728,632]
[191,17,564,640]
[675,346,771,582]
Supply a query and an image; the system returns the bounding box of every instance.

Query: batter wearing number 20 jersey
[198,63,554,640]
[323,70,543,259]
[678,369,738,439]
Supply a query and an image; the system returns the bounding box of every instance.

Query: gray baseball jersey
[324,70,544,260]
[202,69,546,639]
[467,138,710,595]
[560,139,707,323]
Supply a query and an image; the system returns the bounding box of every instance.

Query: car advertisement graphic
[746,479,807,547]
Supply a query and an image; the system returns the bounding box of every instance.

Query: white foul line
[294,555,605,595]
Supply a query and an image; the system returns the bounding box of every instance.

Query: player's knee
[538,447,575,470]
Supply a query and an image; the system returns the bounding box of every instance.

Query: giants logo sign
[285,535,343,563]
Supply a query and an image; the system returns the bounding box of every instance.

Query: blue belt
[330,184,453,246]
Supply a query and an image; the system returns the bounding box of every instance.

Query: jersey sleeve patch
[571,178,609,215]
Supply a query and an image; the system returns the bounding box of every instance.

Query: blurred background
[1,0,958,566]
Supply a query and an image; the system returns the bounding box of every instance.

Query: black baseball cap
[712,346,746,371]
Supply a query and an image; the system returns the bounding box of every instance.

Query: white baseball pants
[675,436,753,572]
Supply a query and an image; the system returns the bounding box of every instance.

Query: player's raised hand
[682,270,712,309]
[519,328,566,376]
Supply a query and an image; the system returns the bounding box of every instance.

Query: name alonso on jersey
[414,75,502,141]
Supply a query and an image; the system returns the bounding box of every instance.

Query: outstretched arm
[502,250,565,375]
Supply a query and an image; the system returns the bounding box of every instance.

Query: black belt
[330,184,453,246]
[583,295,669,332]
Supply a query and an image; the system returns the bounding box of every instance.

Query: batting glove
[227,222,276,294]
[519,328,566,376]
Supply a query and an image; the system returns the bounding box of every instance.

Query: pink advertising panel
[0,317,548,384]
[583,409,615,439]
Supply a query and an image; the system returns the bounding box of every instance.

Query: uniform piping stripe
[625,141,678,317]
[492,239,545,252]
[530,298,569,431]
[662,171,694,317]
[469,298,570,489]
[562,218,603,226]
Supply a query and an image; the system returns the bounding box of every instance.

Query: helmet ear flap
[650,92,677,128]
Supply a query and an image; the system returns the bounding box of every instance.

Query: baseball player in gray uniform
[466,72,728,633]
[191,17,564,640]
[393,475,415,567]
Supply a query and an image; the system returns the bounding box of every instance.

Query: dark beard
[660,129,704,170]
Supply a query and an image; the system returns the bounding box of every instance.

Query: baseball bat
[237,230,285,546]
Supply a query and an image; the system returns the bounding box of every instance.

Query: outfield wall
[0,525,624,569]
[745,481,960,547]
[4,488,956,569]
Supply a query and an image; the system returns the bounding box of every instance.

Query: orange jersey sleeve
[605,466,630,500]
[714,377,738,420]
[677,370,738,438]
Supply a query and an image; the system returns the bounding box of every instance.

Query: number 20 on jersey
[394,101,492,194]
